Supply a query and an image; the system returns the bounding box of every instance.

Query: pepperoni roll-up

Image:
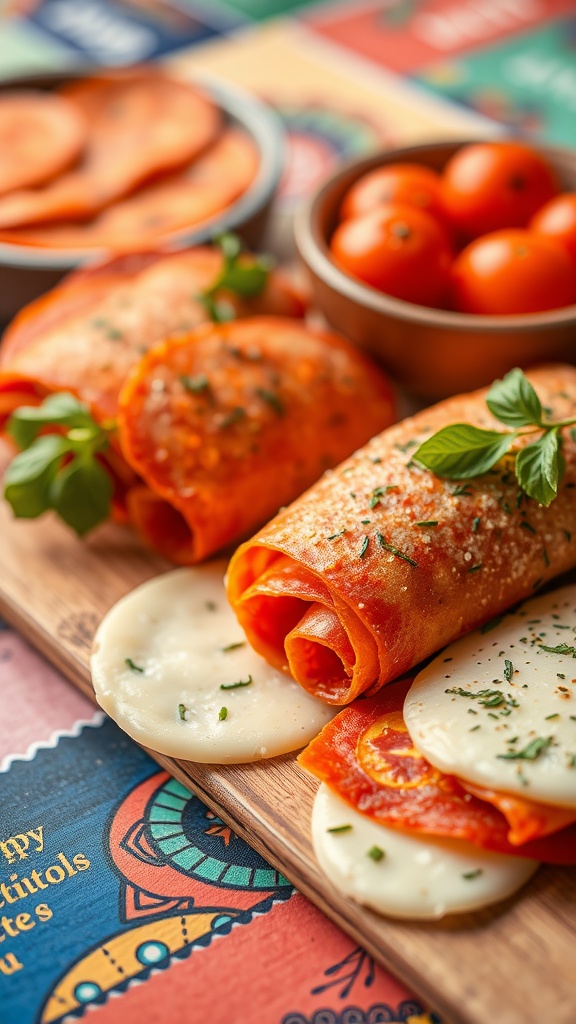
[227,366,576,704]
[0,246,305,423]
[116,317,395,564]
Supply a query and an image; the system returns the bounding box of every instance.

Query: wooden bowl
[0,70,284,325]
[295,140,576,400]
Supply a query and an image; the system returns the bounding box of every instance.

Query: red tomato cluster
[330,142,576,316]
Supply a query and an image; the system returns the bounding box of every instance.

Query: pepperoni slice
[0,128,259,251]
[0,70,221,228]
[0,90,86,196]
[298,679,576,864]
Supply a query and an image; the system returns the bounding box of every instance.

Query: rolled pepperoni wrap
[116,317,396,563]
[227,365,576,704]
[0,246,305,423]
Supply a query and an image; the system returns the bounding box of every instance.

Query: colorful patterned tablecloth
[0,623,441,1024]
[0,3,574,1021]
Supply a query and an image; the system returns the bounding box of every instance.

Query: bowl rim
[0,68,285,269]
[295,138,576,332]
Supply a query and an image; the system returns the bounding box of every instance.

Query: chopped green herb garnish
[469,725,481,732]
[369,485,389,509]
[221,642,246,653]
[181,373,210,394]
[218,706,228,721]
[415,520,438,527]
[445,687,518,709]
[125,657,144,673]
[545,713,559,720]
[497,736,553,761]
[471,516,481,532]
[367,845,385,861]
[359,536,370,560]
[220,675,253,690]
[256,387,284,416]
[537,642,576,657]
[220,406,246,429]
[520,520,536,534]
[504,659,513,682]
[327,824,353,834]
[377,533,418,567]
[462,869,483,880]
[327,529,347,541]
[205,600,217,612]
[452,485,474,496]
[467,563,483,573]
[178,703,187,721]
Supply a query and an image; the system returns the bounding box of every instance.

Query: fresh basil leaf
[219,260,269,298]
[49,456,113,537]
[7,392,94,450]
[199,294,236,323]
[3,435,69,518]
[4,434,69,486]
[216,231,242,266]
[486,368,542,428]
[515,428,564,507]
[413,424,515,479]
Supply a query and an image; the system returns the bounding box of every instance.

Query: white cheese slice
[90,562,335,763]
[312,784,538,920]
[404,584,576,807]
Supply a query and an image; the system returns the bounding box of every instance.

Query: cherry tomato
[442,142,559,239]
[530,192,576,266]
[330,202,452,308]
[451,229,576,315]
[341,162,446,224]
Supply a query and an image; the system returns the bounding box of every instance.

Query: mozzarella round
[312,784,538,920]
[91,562,335,763]
[404,584,576,807]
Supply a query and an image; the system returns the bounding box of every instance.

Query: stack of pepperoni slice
[0,69,259,251]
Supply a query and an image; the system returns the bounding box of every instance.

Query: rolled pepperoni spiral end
[227,365,576,704]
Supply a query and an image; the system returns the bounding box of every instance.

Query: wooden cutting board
[1,500,575,1024]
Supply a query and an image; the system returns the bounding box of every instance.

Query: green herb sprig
[3,392,114,536]
[199,233,272,322]
[413,369,576,507]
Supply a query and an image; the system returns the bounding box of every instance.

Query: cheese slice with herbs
[91,562,335,763]
[311,784,538,920]
[404,585,576,807]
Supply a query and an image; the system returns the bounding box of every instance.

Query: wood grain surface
[1,500,575,1024]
